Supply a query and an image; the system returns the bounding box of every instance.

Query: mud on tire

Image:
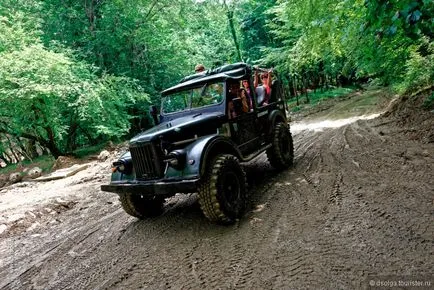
[267,122,294,170]
[119,194,164,219]
[198,154,247,224]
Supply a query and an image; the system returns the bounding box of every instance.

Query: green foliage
[397,38,434,93]
[72,143,108,159]
[0,43,149,157]
[309,88,355,104]
[40,0,236,93]
[0,2,151,160]
[291,105,302,113]
[236,0,277,62]
[0,0,42,53]
[288,87,355,109]
[262,0,433,93]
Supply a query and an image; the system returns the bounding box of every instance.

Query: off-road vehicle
[101,63,294,224]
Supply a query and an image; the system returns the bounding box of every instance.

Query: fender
[165,134,242,180]
[199,135,243,176]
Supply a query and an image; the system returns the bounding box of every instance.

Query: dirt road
[1,91,433,289]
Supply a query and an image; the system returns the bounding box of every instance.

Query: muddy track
[1,109,433,289]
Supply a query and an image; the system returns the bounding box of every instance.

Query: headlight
[164,150,186,170]
[112,157,133,175]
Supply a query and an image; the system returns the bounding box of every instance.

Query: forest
[0,0,432,165]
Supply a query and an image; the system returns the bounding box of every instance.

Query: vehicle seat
[255,86,266,105]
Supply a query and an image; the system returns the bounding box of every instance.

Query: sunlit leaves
[0,34,149,156]
[262,0,432,91]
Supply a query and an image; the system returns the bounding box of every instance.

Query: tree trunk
[85,0,99,36]
[302,75,309,104]
[14,136,32,161]
[223,1,243,62]
[78,125,98,145]
[293,77,299,106]
[27,139,39,159]
[66,122,79,152]
[4,135,20,163]
[44,126,63,159]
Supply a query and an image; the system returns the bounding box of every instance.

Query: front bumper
[101,179,199,196]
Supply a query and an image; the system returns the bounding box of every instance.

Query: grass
[288,87,355,112]
[0,155,55,175]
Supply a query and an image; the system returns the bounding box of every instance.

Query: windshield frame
[161,81,225,116]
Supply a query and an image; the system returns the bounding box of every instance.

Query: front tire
[267,122,294,170]
[198,154,247,224]
[119,194,164,219]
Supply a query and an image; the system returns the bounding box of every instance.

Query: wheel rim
[220,171,242,215]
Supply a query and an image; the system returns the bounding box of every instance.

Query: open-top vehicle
[101,63,294,224]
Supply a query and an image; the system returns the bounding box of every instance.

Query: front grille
[130,142,164,180]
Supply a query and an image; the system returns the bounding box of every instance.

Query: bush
[397,38,434,94]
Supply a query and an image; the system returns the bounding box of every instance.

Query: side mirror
[150,105,159,126]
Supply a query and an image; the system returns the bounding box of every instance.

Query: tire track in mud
[3,212,124,290]
[89,204,208,290]
[233,179,303,289]
[319,120,431,285]
[0,188,120,289]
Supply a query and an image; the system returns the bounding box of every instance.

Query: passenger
[254,69,273,106]
[228,81,249,115]
[195,64,205,73]
[239,88,250,113]
[241,79,254,111]
[227,99,237,119]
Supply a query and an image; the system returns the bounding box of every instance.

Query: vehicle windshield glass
[162,82,224,114]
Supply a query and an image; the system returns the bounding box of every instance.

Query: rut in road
[1,115,433,289]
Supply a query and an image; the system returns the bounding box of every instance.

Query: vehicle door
[227,80,261,156]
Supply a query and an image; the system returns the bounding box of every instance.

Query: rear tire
[198,154,247,224]
[119,194,164,219]
[267,122,294,170]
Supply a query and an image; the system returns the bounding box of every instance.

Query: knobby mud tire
[267,122,294,170]
[119,194,164,219]
[198,154,247,224]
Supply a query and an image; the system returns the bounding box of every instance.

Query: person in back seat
[195,64,205,73]
[227,81,248,118]
[241,80,254,111]
[254,69,273,106]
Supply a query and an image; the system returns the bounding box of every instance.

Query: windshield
[162,82,224,114]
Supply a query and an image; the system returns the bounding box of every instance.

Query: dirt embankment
[0,88,433,289]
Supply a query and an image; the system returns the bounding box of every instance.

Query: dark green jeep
[101,63,294,224]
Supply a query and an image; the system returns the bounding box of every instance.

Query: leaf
[411,10,422,23]
[391,11,400,22]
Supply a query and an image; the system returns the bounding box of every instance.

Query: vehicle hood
[130,111,224,144]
